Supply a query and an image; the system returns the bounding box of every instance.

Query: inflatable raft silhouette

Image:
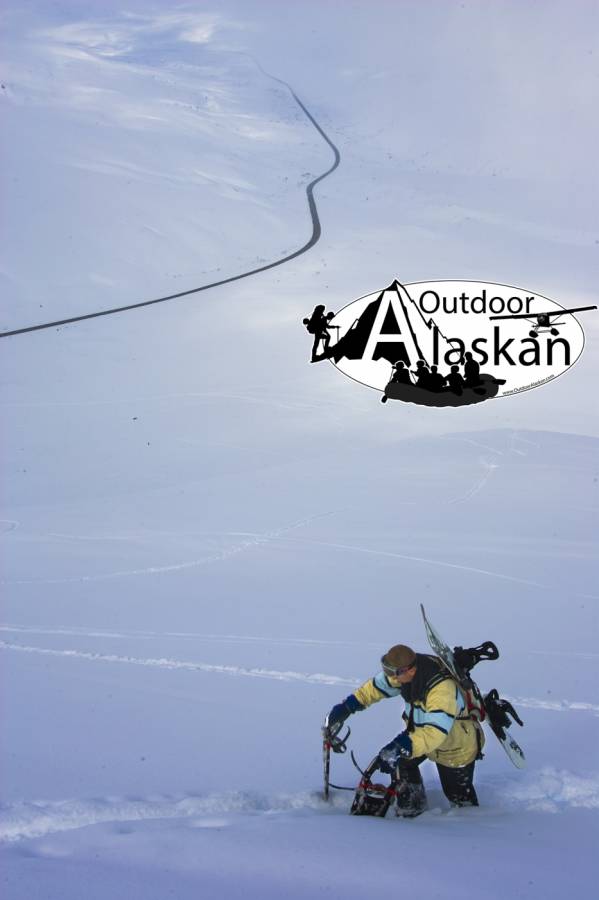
[382,373,504,408]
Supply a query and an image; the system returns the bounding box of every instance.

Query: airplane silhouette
[490,305,597,338]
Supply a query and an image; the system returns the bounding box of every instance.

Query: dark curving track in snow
[0,66,340,339]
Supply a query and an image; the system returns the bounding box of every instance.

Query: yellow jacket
[354,655,484,768]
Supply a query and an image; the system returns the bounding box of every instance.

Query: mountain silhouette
[328,280,455,367]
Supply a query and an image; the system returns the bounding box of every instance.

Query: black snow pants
[396,755,478,813]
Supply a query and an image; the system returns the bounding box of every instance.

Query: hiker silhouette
[303,305,336,361]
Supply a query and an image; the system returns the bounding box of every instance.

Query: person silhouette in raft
[411,360,432,389]
[390,360,413,385]
[445,365,465,396]
[462,352,482,388]
[426,365,446,392]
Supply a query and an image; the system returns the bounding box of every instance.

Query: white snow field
[1,1,598,898]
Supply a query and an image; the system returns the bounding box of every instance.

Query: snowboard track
[0,60,340,339]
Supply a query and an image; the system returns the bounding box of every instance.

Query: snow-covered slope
[1,2,598,899]
[1,3,330,331]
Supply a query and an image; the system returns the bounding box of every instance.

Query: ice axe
[321,716,351,800]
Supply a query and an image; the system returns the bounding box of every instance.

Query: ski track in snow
[1,767,597,844]
[507,695,599,715]
[282,536,551,592]
[441,431,543,509]
[442,432,513,505]
[2,640,597,716]
[444,437,505,456]
[0,510,340,585]
[0,641,358,688]
[2,625,598,658]
[0,625,381,648]
[446,457,500,505]
[6,528,593,596]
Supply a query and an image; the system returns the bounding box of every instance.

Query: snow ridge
[1,640,597,714]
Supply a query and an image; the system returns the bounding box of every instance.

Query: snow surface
[1,1,598,898]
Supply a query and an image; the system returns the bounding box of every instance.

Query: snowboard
[420,604,525,769]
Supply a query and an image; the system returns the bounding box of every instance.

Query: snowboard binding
[483,688,524,740]
[453,641,499,674]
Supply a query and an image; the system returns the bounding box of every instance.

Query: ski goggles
[381,657,416,677]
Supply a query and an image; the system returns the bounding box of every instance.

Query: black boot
[448,778,479,808]
[395,781,427,817]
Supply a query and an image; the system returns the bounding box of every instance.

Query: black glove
[326,701,352,732]
[325,694,363,734]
